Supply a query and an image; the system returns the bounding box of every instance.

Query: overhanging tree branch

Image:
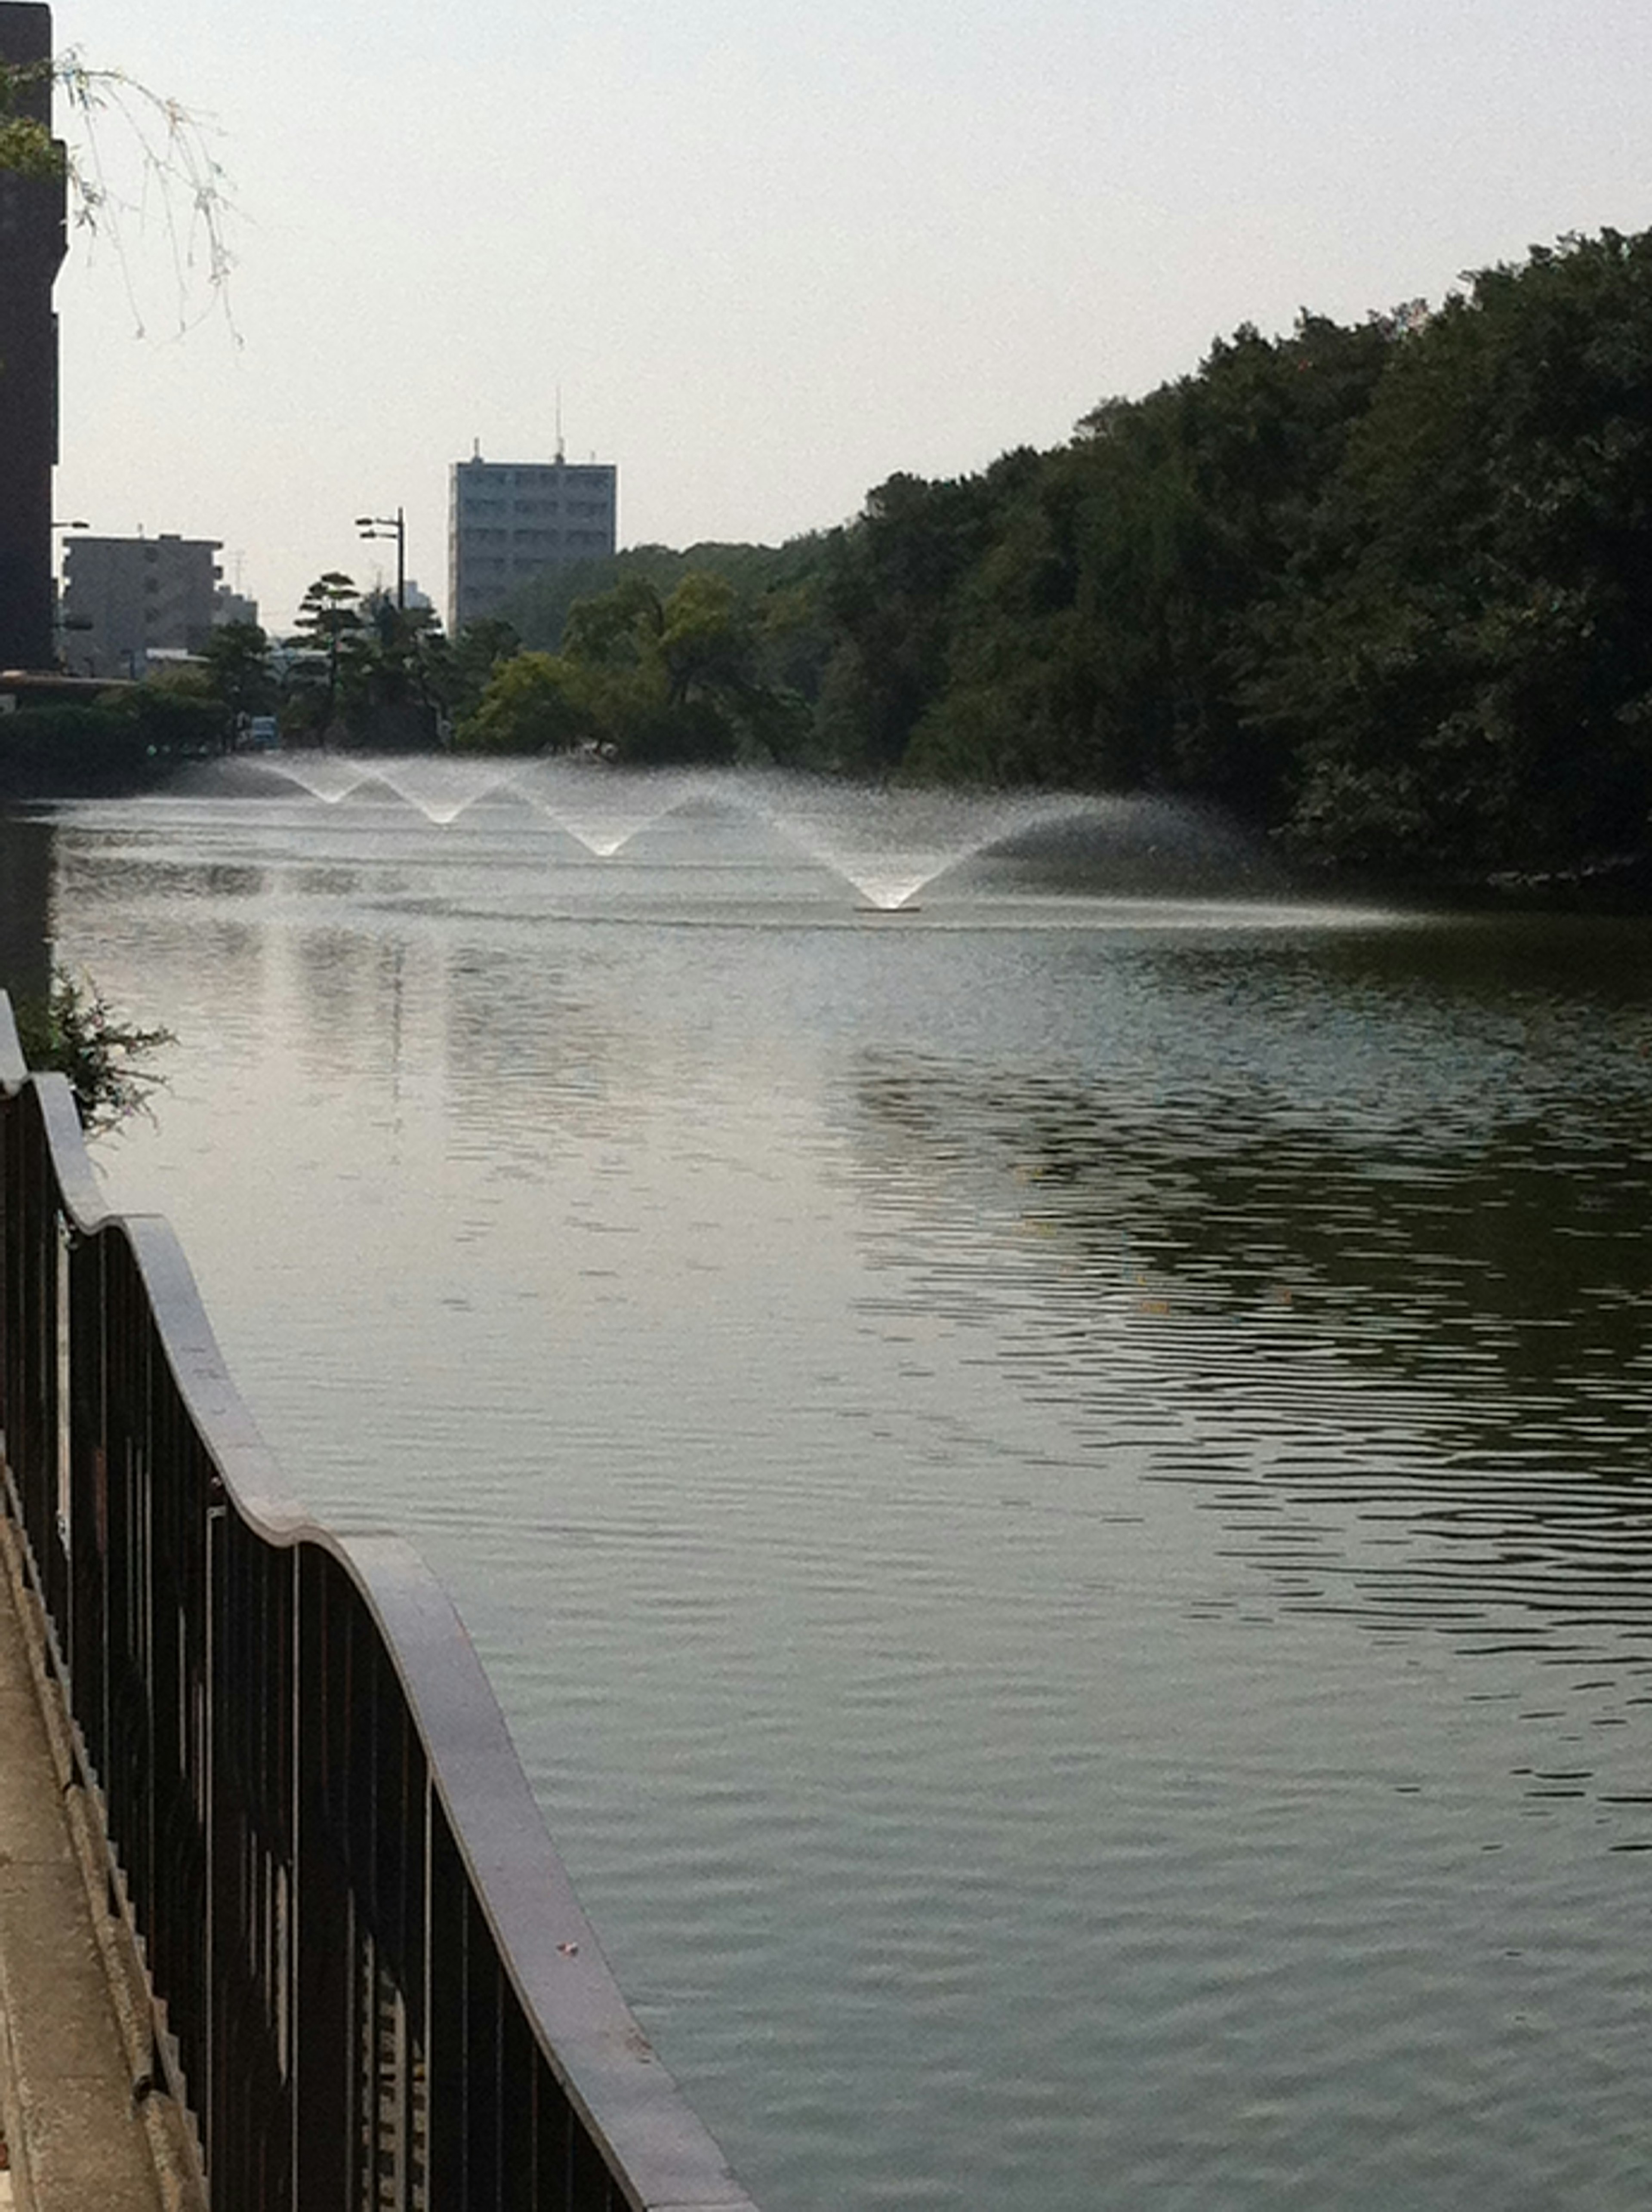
[0,46,237,338]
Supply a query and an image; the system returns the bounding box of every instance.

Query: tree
[455,652,594,755]
[289,574,363,742]
[819,460,1035,771]
[658,573,750,707]
[496,535,833,654]
[330,592,447,747]
[457,572,807,765]
[1249,231,1652,870]
[423,617,521,728]
[553,573,738,762]
[571,571,801,762]
[560,574,665,669]
[199,621,276,723]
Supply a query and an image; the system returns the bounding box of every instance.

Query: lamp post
[355,508,405,610]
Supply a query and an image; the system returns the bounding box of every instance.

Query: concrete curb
[0,1508,206,2212]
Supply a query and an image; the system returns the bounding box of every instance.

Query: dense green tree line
[14,226,1645,883]
[802,228,1651,879]
[1247,236,1652,873]
[473,226,1652,882]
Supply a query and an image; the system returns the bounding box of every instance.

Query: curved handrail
[0,990,758,2211]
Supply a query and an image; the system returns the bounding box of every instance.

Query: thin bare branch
[50,50,240,341]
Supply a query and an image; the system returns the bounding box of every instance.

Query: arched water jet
[174,759,1283,909]
[360,757,523,826]
[241,753,527,824]
[249,754,378,806]
[510,759,699,857]
[741,779,1115,909]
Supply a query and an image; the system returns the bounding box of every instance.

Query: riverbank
[1287,844,1652,917]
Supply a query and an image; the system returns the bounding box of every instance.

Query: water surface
[19,774,1652,2210]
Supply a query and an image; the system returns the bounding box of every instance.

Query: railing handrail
[0,988,759,2211]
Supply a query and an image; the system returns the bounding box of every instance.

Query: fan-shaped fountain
[195,754,1281,911]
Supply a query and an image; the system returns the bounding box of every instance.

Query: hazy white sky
[48,0,1652,631]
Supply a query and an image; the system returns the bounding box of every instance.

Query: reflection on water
[27,786,1652,2211]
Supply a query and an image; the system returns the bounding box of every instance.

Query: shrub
[13,968,176,1132]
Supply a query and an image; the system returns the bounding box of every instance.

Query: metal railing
[0,991,758,2212]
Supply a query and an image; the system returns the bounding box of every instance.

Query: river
[8,768,1651,2210]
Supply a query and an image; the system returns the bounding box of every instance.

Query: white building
[448,447,617,632]
[60,533,223,677]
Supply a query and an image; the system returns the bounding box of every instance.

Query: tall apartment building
[0,3,67,672]
[448,448,617,632]
[60,534,223,677]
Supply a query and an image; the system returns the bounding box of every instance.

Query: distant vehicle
[247,715,279,750]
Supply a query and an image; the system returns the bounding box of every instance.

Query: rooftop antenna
[472,436,481,461]
[555,386,565,465]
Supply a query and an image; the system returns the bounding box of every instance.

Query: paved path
[0,1527,169,2212]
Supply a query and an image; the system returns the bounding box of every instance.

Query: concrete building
[60,534,223,677]
[213,583,260,629]
[361,577,434,620]
[0,3,67,673]
[448,447,617,632]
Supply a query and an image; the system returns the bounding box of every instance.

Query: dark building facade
[0,814,52,1000]
[0,3,66,673]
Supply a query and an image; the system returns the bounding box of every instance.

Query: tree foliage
[199,621,276,720]
[0,57,61,177]
[455,651,592,755]
[1245,232,1652,870]
[410,225,1652,887]
[497,537,831,653]
[813,228,1652,881]
[459,570,813,764]
[422,618,521,729]
[286,574,364,739]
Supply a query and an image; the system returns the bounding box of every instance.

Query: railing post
[65,1225,111,1819]
[294,1548,351,2211]
[204,1491,225,2190]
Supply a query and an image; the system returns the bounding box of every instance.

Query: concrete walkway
[0,1521,179,2212]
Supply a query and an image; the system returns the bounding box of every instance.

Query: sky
[45,0,1652,633]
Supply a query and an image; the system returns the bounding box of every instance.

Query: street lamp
[355,507,406,610]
